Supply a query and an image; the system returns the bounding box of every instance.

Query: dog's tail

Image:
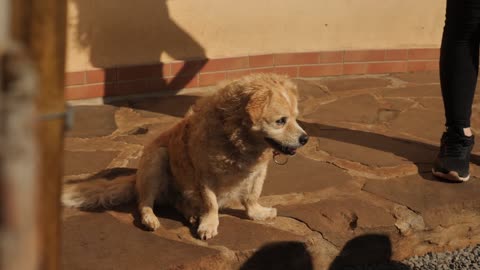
[62,171,136,209]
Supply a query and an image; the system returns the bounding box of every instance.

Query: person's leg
[434,0,480,182]
[440,0,480,129]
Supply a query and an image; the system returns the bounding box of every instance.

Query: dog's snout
[299,134,309,145]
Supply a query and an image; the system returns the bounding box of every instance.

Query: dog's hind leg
[241,165,277,221]
[136,147,170,231]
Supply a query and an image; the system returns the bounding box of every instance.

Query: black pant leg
[440,0,480,128]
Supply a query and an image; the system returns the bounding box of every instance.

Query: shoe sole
[432,169,470,182]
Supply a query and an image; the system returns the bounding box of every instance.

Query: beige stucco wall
[66,0,446,72]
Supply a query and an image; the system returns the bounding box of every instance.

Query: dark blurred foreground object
[1,0,67,270]
[0,42,39,270]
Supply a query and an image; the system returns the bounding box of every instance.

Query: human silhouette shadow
[328,234,410,270]
[72,0,207,112]
[240,241,313,270]
[299,120,480,181]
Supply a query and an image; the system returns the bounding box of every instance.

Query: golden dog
[63,73,308,240]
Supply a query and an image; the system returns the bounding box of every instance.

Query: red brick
[117,64,169,81]
[166,75,199,90]
[273,66,298,77]
[385,49,408,61]
[226,68,275,80]
[147,79,169,91]
[343,63,368,75]
[367,62,408,74]
[318,51,344,64]
[163,63,172,77]
[114,80,149,96]
[408,48,440,60]
[199,72,226,86]
[86,70,105,83]
[64,84,106,100]
[299,64,343,77]
[408,61,439,72]
[249,54,274,68]
[65,71,85,86]
[171,60,207,77]
[200,57,249,72]
[226,69,252,80]
[86,69,118,84]
[256,67,276,74]
[274,52,318,65]
[344,50,385,62]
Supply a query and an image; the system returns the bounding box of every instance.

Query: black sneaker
[432,127,474,182]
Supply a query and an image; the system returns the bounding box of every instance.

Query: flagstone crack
[279,215,340,249]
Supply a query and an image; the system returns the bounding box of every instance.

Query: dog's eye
[275,117,288,126]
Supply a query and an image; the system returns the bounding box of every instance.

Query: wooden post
[0,43,39,270]
[10,0,67,270]
[1,1,40,269]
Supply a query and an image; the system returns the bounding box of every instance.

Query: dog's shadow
[108,200,196,234]
[71,168,251,236]
[69,168,193,232]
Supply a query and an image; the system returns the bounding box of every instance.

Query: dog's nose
[299,134,309,145]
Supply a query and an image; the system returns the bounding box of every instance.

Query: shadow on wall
[72,0,206,97]
[328,234,410,270]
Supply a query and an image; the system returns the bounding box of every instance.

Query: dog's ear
[246,89,272,124]
[289,83,299,97]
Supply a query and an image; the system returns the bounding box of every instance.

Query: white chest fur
[216,163,268,208]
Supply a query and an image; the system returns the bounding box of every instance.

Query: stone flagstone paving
[62,72,480,270]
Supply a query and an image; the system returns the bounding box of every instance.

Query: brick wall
[65,48,439,100]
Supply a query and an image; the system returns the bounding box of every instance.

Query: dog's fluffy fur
[63,73,308,239]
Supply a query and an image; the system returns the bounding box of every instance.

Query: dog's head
[245,74,308,155]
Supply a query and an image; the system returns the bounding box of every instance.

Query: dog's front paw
[197,218,219,240]
[141,213,161,231]
[247,206,277,221]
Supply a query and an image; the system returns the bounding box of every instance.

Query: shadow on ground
[237,235,409,270]
[64,167,191,231]
[111,95,201,118]
[240,241,314,270]
[328,234,409,270]
[300,121,480,181]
